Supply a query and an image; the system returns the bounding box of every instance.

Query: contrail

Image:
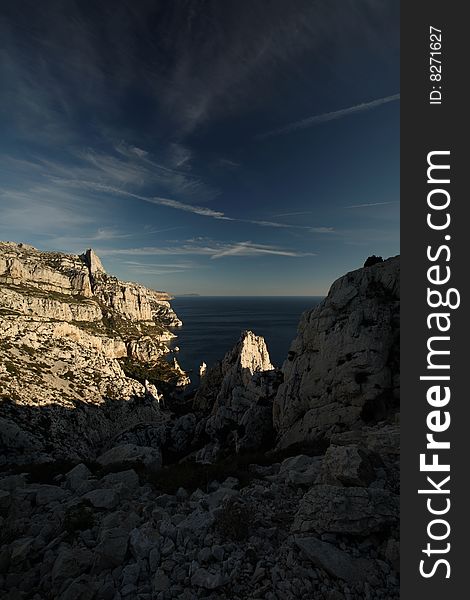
[346,201,398,209]
[256,94,400,140]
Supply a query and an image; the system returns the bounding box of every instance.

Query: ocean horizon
[169,295,323,379]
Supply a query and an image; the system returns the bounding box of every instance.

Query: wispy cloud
[96,239,314,260]
[123,261,197,269]
[310,227,335,233]
[1,1,399,143]
[148,197,228,219]
[52,177,333,233]
[210,241,315,259]
[218,158,241,169]
[256,94,400,139]
[82,143,219,201]
[271,210,313,218]
[167,143,192,169]
[345,201,398,209]
[154,2,398,135]
[0,186,93,234]
[1,149,334,237]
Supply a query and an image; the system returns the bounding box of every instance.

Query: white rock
[273,256,400,449]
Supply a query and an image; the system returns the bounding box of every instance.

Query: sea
[168,296,323,381]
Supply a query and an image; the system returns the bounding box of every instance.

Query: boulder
[177,509,215,533]
[9,537,34,566]
[316,445,375,487]
[191,567,227,589]
[292,484,398,535]
[64,464,92,492]
[36,485,67,506]
[295,536,380,584]
[100,469,139,496]
[58,575,97,600]
[51,546,93,589]
[0,489,11,512]
[277,454,323,486]
[153,571,170,592]
[330,424,400,457]
[95,526,129,569]
[81,489,119,510]
[129,522,161,560]
[96,444,162,474]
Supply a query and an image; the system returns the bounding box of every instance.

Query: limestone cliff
[0,241,185,464]
[273,256,399,450]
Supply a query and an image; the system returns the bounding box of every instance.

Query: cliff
[273,256,400,450]
[0,241,185,464]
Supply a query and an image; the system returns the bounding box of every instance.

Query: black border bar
[401,2,467,597]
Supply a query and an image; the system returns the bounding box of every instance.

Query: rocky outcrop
[0,241,186,464]
[194,330,274,412]
[170,357,191,387]
[316,444,376,487]
[0,242,93,297]
[0,241,181,325]
[192,331,279,461]
[273,256,399,450]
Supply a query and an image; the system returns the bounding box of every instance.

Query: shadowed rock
[273,256,399,450]
[292,484,398,535]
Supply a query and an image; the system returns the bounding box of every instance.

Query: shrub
[63,502,95,534]
[119,357,180,388]
[363,255,384,268]
[214,497,254,541]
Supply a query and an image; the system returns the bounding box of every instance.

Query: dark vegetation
[214,497,254,541]
[363,255,384,267]
[2,282,91,305]
[1,437,329,505]
[63,501,95,536]
[119,357,183,394]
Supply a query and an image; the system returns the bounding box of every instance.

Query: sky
[0,0,399,295]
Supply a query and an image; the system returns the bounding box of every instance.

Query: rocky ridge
[273,256,399,450]
[0,241,186,465]
[0,251,400,599]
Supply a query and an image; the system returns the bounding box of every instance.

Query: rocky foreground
[0,246,400,600]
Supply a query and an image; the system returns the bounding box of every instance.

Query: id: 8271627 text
[429,26,443,105]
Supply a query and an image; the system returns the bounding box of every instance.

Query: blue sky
[0,0,399,295]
